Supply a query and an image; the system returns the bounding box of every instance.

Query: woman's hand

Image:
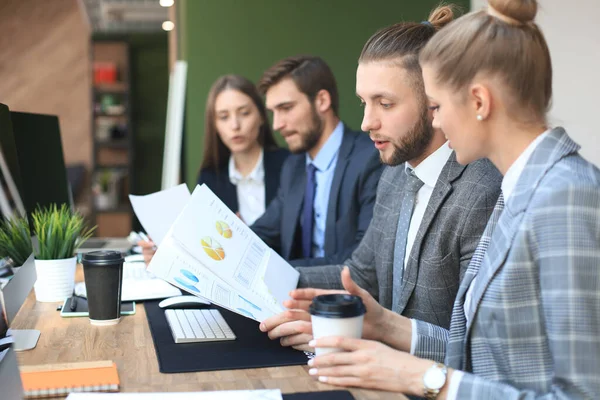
[307,336,441,395]
[260,267,393,349]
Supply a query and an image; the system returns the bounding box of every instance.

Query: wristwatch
[422,362,447,399]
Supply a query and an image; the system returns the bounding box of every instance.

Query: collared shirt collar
[405,141,453,188]
[305,121,344,171]
[228,149,264,185]
[501,130,550,202]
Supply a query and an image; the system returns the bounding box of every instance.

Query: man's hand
[137,240,156,265]
[260,266,390,350]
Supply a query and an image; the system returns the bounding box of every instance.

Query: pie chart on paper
[201,236,226,261]
[215,220,232,239]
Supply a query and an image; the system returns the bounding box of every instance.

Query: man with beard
[251,55,383,267]
[259,7,502,348]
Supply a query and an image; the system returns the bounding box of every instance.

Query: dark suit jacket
[197,148,290,213]
[297,154,502,328]
[251,125,384,267]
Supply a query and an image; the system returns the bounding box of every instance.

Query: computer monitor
[0,253,39,351]
[0,104,26,221]
[4,109,71,227]
[0,104,130,254]
[0,105,40,351]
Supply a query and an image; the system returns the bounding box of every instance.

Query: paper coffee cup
[81,250,124,326]
[309,294,366,356]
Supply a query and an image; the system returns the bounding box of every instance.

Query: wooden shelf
[92,40,133,237]
[95,165,128,170]
[96,140,129,149]
[94,82,129,93]
[94,112,126,118]
[95,204,131,213]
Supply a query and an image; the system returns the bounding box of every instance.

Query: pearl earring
[476,115,483,121]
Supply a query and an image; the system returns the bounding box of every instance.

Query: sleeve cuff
[446,370,464,400]
[410,319,418,355]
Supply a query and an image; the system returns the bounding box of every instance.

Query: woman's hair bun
[488,0,537,24]
[428,5,456,30]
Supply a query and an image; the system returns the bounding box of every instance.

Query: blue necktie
[392,168,424,313]
[302,163,317,258]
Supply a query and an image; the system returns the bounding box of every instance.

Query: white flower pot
[33,257,77,303]
[95,192,118,210]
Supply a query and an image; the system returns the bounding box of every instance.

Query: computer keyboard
[165,309,236,343]
[123,262,152,280]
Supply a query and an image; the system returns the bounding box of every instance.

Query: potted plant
[0,216,33,267]
[93,170,118,210]
[31,204,95,302]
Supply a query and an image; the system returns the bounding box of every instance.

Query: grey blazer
[297,152,502,328]
[414,128,600,398]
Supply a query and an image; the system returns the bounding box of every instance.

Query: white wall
[471,0,600,166]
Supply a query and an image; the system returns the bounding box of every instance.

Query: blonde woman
[291,0,600,398]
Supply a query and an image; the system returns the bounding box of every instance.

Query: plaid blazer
[297,153,501,328]
[413,128,600,399]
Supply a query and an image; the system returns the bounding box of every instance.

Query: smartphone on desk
[60,297,135,317]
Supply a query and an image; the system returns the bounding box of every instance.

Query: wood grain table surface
[11,266,406,399]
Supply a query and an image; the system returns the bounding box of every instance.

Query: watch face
[424,367,446,389]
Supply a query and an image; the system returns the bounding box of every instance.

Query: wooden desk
[12,269,406,399]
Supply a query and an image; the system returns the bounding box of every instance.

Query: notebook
[20,360,119,398]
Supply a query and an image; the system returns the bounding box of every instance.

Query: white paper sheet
[129,184,191,246]
[66,389,282,400]
[148,184,300,322]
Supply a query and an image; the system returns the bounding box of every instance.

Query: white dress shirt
[228,150,265,226]
[404,141,453,270]
[446,130,550,400]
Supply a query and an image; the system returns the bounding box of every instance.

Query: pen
[70,296,78,312]
[139,232,151,242]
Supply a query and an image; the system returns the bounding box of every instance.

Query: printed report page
[148,185,299,321]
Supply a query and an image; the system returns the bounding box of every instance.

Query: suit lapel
[462,127,580,357]
[263,151,277,207]
[281,159,307,260]
[381,166,408,306]
[323,127,356,255]
[395,153,465,313]
[219,170,239,212]
[445,198,503,369]
[464,203,522,333]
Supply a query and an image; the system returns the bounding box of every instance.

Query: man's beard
[382,106,433,166]
[289,104,323,154]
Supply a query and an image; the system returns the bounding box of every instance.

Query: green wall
[179,0,469,187]
[128,34,169,196]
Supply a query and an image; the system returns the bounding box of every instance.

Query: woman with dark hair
[139,75,288,264]
[198,74,288,225]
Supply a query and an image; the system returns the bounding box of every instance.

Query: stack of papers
[67,389,283,399]
[130,184,299,322]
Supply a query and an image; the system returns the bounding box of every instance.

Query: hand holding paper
[146,184,299,322]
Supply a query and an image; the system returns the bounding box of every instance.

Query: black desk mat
[284,391,354,399]
[145,300,309,373]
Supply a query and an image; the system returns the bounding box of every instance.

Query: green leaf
[32,204,96,260]
[0,215,32,265]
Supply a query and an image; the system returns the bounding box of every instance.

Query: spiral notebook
[20,360,119,398]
